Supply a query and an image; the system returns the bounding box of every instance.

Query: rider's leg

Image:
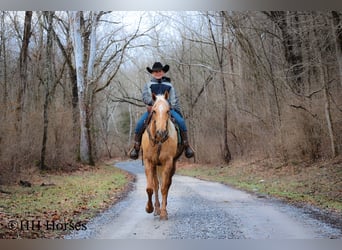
[170,110,194,158]
[129,112,149,159]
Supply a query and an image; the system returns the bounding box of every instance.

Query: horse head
[150,91,170,142]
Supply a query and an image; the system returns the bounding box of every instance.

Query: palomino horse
[141,91,184,220]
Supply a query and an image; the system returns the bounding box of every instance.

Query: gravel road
[65,160,341,239]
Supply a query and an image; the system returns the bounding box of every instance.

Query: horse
[141,91,184,220]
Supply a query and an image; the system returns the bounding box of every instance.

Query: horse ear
[164,91,169,100]
[152,93,156,102]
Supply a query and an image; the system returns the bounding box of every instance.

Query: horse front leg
[144,161,155,214]
[160,160,175,220]
[153,169,161,216]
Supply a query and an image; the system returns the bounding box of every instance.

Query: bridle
[146,107,170,157]
[146,111,170,145]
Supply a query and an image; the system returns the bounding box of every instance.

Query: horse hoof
[154,208,161,216]
[146,207,154,213]
[160,214,168,220]
[145,204,154,214]
[160,211,168,220]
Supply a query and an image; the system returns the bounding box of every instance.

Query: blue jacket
[142,77,181,114]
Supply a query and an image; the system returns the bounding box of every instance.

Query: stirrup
[129,148,139,160]
[129,144,140,160]
[185,146,194,158]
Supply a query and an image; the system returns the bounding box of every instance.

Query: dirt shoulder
[176,156,342,230]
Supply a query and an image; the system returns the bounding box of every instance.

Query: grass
[177,157,342,213]
[0,162,133,239]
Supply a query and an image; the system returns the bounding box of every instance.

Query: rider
[129,62,195,159]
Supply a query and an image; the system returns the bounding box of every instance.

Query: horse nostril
[156,130,167,138]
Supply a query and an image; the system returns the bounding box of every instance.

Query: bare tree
[312,14,338,157]
[15,11,32,134]
[39,11,67,169]
[71,11,94,165]
[206,13,232,163]
[0,12,8,110]
[69,11,148,164]
[52,14,79,155]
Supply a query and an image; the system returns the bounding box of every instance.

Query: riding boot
[180,131,195,158]
[129,132,143,160]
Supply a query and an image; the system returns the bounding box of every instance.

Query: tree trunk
[15,11,32,134]
[84,12,99,164]
[220,72,232,163]
[71,11,94,165]
[19,11,32,93]
[41,88,50,170]
[0,12,8,111]
[128,103,133,147]
[208,13,231,163]
[12,11,32,172]
[52,20,80,159]
[313,15,338,158]
[40,11,54,170]
[323,75,337,158]
[264,11,304,94]
[331,11,342,89]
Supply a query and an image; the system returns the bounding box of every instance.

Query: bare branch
[289,105,318,118]
[108,95,145,107]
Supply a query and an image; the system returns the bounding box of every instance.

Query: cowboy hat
[146,62,169,73]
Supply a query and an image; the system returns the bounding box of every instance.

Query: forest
[0,11,341,184]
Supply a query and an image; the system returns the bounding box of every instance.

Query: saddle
[170,117,182,145]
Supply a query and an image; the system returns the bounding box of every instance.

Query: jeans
[135,110,187,134]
